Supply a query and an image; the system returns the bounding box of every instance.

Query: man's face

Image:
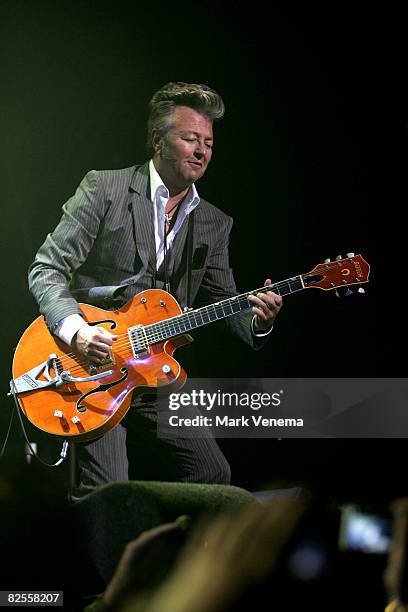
[154,106,214,190]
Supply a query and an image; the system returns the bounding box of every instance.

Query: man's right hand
[73,324,118,363]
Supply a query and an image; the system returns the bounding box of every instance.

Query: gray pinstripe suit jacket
[28,162,263,349]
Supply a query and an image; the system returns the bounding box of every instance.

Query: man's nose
[193,140,207,160]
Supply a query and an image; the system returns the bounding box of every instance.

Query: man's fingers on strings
[258,292,283,311]
[263,279,283,308]
[96,326,118,343]
[248,295,268,319]
[86,345,110,361]
[251,305,269,321]
[249,294,281,315]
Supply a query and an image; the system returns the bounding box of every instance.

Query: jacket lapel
[169,215,189,274]
[129,163,156,272]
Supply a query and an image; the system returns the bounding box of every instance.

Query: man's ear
[151,129,162,154]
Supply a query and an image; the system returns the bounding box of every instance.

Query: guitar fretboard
[138,275,304,345]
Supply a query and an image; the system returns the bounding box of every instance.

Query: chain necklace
[164,201,181,223]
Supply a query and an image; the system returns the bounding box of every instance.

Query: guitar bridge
[86,352,115,374]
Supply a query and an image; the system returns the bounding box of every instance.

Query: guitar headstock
[302,254,370,292]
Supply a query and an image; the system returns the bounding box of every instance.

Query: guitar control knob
[72,416,81,424]
[162,364,171,374]
[54,410,63,418]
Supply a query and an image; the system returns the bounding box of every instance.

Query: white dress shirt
[149,159,200,269]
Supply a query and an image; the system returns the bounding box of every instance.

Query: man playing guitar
[26,82,281,496]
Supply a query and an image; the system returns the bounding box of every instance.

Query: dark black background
[1,1,407,504]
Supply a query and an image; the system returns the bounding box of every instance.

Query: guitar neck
[142,275,304,345]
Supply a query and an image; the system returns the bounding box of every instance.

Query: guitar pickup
[128,325,150,359]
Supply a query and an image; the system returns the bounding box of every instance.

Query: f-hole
[76,368,128,413]
[88,319,117,330]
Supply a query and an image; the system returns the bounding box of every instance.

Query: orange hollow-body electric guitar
[11,255,370,442]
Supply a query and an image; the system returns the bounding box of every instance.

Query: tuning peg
[346,252,355,258]
[336,254,343,260]
[324,258,331,263]
[345,288,353,297]
[358,287,366,294]
[335,289,341,298]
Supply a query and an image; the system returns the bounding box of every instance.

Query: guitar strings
[49,284,275,367]
[33,266,358,377]
[49,287,294,375]
[36,278,302,375]
[56,268,321,366]
[52,288,267,369]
